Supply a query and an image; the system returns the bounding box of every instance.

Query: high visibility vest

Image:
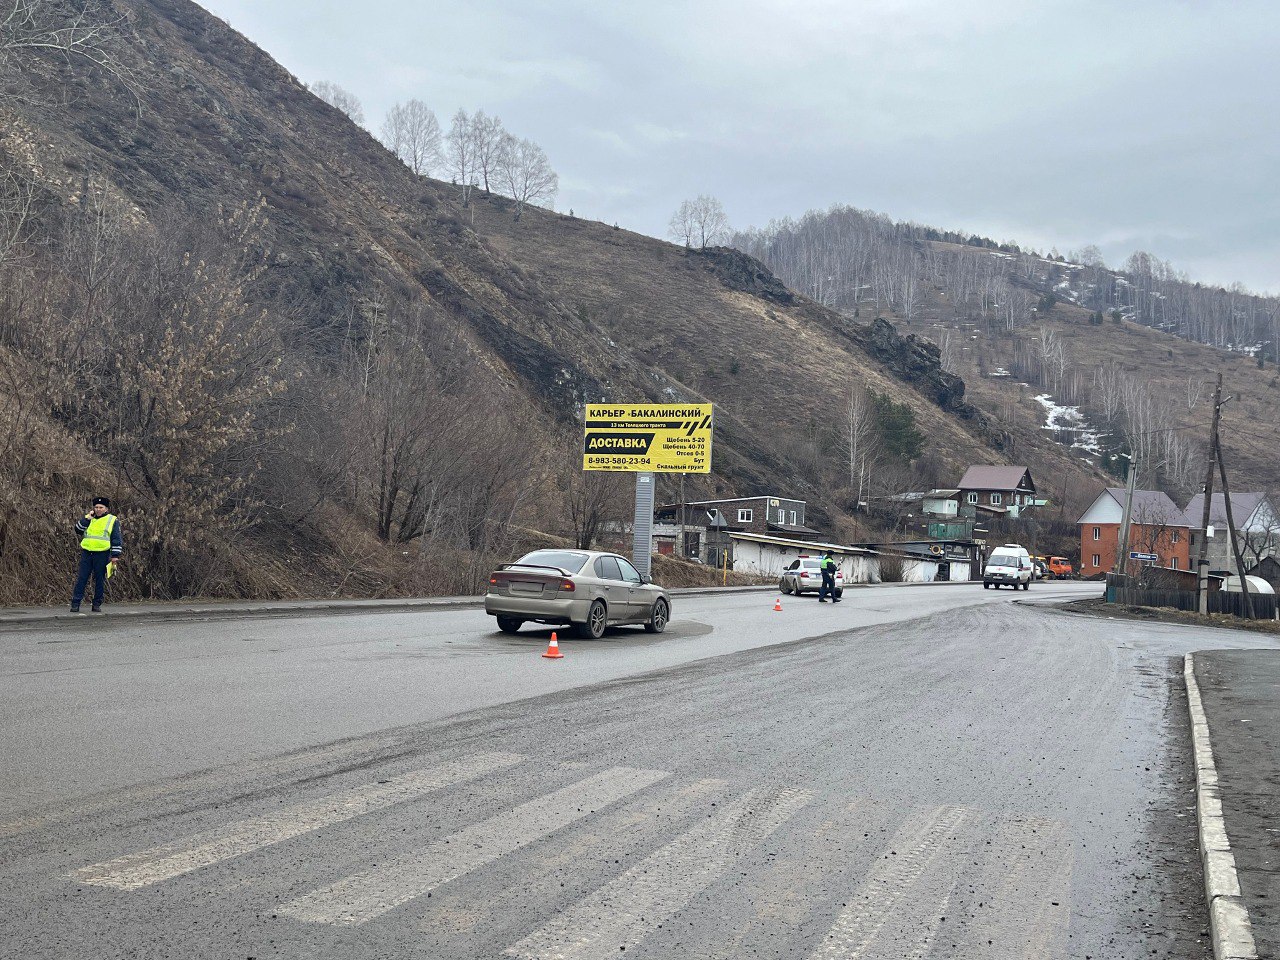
[822,557,836,572]
[81,514,117,552]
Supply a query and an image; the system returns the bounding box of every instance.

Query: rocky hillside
[0,0,1143,602]
[736,209,1280,504]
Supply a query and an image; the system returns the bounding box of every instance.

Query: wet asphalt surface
[2,587,1277,958]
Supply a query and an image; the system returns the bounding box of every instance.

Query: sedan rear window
[516,550,590,573]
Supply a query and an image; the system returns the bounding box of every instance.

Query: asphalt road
[2,582,1277,958]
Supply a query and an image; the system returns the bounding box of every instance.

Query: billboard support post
[582,403,714,576]
[631,472,655,578]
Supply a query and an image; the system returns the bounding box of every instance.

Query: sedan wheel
[644,598,669,634]
[574,599,608,639]
[496,616,523,634]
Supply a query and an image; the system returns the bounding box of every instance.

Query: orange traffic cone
[542,632,564,659]
[773,597,783,612]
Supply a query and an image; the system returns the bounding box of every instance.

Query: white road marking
[504,786,813,960]
[3,736,411,839]
[805,805,970,959]
[278,766,669,927]
[73,752,525,890]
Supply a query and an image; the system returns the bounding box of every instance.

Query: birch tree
[495,132,557,220]
[668,195,728,249]
[846,383,879,507]
[309,80,364,125]
[381,99,442,175]
[470,111,505,193]
[445,109,476,206]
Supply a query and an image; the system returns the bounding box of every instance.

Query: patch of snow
[989,367,1012,377]
[1034,393,1102,455]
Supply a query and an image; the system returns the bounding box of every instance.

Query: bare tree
[668,195,729,249]
[935,327,958,374]
[561,452,629,549]
[380,99,441,175]
[0,160,34,268]
[445,109,476,206]
[494,132,557,220]
[470,111,505,193]
[845,383,879,508]
[1185,376,1204,412]
[0,0,138,108]
[309,80,364,125]
[668,200,697,248]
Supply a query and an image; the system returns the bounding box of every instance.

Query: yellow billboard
[583,403,713,473]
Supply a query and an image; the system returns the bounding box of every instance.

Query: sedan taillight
[560,579,575,592]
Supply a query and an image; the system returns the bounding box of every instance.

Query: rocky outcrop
[692,246,796,306]
[858,317,983,423]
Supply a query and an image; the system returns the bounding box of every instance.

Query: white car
[779,557,844,598]
[983,544,1033,590]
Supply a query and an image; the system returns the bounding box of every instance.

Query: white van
[983,544,1033,590]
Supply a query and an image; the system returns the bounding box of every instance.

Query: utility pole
[1196,374,1224,614]
[1215,434,1255,619]
[1113,456,1139,579]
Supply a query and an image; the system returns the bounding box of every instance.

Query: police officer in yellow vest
[817,551,841,603]
[71,497,122,613]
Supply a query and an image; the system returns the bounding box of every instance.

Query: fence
[1106,575,1277,620]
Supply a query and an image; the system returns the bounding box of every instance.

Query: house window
[1092,553,1101,568]
[1013,494,1021,505]
[1093,527,1101,541]
[991,493,1003,505]
[1172,530,1181,543]
[967,493,978,504]
[1171,557,1179,569]
[737,508,753,523]
[789,510,797,525]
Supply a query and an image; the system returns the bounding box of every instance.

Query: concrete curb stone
[0,579,991,628]
[1185,653,1259,960]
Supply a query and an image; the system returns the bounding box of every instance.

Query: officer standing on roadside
[71,497,122,614]
[817,550,841,603]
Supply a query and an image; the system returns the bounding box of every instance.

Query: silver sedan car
[485,549,672,638]
[779,557,844,598]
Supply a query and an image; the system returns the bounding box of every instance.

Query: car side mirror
[641,574,652,584]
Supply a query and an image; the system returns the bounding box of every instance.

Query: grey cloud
[203,0,1280,290]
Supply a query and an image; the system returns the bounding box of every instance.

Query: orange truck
[1047,556,1074,579]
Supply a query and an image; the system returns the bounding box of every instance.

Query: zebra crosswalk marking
[805,805,970,959]
[73,752,524,890]
[277,765,669,927]
[504,786,812,960]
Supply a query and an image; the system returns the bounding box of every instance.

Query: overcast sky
[202,0,1280,293]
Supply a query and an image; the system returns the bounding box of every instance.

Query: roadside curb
[0,584,780,628]
[1184,653,1259,960]
[0,580,994,628]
